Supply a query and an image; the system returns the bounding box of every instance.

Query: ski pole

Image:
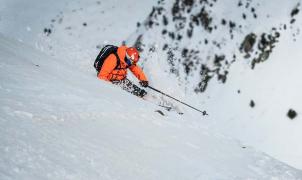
[147,86,208,116]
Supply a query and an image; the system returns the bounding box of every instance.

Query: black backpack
[94,45,121,72]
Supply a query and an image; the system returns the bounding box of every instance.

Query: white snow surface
[1,0,302,179]
[1,32,302,180]
[125,0,302,170]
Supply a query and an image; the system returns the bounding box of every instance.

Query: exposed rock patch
[287,109,297,120]
[131,0,296,93]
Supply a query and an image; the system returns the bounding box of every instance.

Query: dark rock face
[44,28,52,36]
[182,48,200,75]
[190,7,213,33]
[251,31,280,69]
[250,100,255,108]
[291,7,300,17]
[239,30,281,69]
[240,33,257,58]
[139,0,236,93]
[287,109,297,119]
[131,0,296,93]
[290,3,300,24]
[195,64,213,93]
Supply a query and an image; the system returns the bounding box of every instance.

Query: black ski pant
[112,78,147,98]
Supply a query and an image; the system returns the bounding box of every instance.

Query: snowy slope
[1,0,302,178]
[1,33,302,180]
[0,0,157,74]
[125,0,302,169]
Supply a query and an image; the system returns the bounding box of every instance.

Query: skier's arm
[129,65,148,81]
[98,54,117,81]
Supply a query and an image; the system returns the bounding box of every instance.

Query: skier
[97,45,149,97]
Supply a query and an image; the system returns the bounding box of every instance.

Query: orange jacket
[98,46,148,82]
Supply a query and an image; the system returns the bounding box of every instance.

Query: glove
[139,81,149,87]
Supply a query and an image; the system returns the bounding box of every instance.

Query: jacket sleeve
[98,54,117,81]
[129,65,148,81]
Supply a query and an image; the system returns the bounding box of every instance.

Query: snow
[1,0,302,179]
[1,34,302,179]
[126,0,302,170]
[197,2,302,169]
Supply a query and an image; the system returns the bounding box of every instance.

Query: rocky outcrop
[131,0,299,93]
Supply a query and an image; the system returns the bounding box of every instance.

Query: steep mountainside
[128,0,301,92]
[1,0,302,173]
[2,33,302,180]
[126,0,302,169]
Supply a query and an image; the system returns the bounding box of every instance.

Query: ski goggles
[125,54,140,66]
[125,57,133,66]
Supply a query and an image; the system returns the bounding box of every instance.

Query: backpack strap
[113,51,125,70]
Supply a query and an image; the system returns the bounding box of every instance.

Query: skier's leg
[123,78,147,97]
[112,78,147,97]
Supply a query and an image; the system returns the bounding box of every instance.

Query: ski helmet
[125,47,140,64]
